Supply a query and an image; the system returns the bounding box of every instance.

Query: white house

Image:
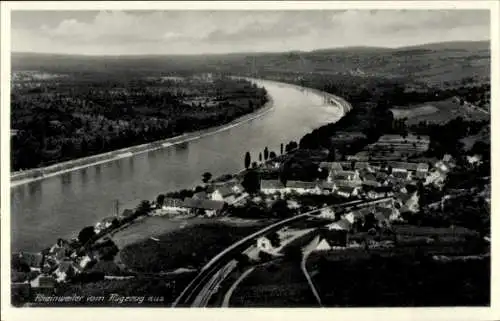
[396,192,420,213]
[256,236,274,252]
[285,181,322,195]
[328,170,360,183]
[287,200,301,209]
[94,217,116,234]
[344,212,355,224]
[391,171,412,181]
[78,255,94,269]
[434,160,450,173]
[326,218,352,231]
[336,186,360,198]
[319,207,336,219]
[321,182,338,194]
[159,198,189,215]
[210,186,237,203]
[466,154,482,166]
[54,261,79,283]
[425,169,446,188]
[417,163,430,173]
[315,238,333,251]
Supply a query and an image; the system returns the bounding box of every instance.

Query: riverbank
[11,96,275,187]
[12,78,352,254]
[240,77,352,114]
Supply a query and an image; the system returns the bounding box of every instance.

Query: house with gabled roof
[375,171,389,182]
[210,185,236,201]
[182,198,226,217]
[319,207,336,219]
[375,206,400,222]
[260,180,285,194]
[326,218,352,231]
[319,161,343,172]
[354,162,372,171]
[285,180,322,194]
[158,197,189,215]
[336,186,360,198]
[54,260,79,283]
[329,170,360,183]
[417,163,430,173]
[415,170,427,180]
[192,191,208,200]
[362,179,381,188]
[320,182,338,194]
[391,171,412,181]
[395,191,419,213]
[366,186,394,199]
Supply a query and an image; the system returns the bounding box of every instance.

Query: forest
[11,74,268,171]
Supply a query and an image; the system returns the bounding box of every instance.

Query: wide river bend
[11,79,348,252]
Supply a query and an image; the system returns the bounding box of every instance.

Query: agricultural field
[119,222,265,273]
[228,259,317,307]
[391,98,489,125]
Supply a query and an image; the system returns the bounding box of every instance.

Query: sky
[11,10,491,55]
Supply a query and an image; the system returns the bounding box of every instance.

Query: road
[172,197,393,307]
[301,235,323,306]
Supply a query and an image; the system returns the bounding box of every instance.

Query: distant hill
[12,40,490,86]
[395,40,489,52]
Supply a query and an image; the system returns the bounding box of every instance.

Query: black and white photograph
[1,1,497,318]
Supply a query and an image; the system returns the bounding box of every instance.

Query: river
[11,79,347,252]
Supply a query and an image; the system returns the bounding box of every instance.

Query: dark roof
[386,177,407,186]
[336,180,360,188]
[213,186,234,197]
[374,212,387,221]
[387,161,420,171]
[362,180,380,188]
[375,172,389,180]
[18,252,44,268]
[376,206,393,219]
[327,218,352,230]
[260,180,285,189]
[362,173,377,181]
[373,186,394,193]
[286,181,318,189]
[354,162,370,170]
[337,186,356,194]
[231,183,245,192]
[192,191,208,199]
[182,198,225,210]
[319,162,343,171]
[396,192,417,204]
[163,197,184,207]
[38,276,57,288]
[321,182,337,190]
[392,171,410,179]
[417,163,429,171]
[57,261,76,273]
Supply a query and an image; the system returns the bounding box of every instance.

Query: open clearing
[390,98,489,125]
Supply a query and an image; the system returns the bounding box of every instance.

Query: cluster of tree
[312,250,490,306]
[11,75,268,171]
[228,198,295,220]
[75,199,153,253]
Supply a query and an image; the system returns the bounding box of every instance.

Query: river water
[11,79,345,252]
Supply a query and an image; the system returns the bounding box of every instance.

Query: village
[13,128,486,304]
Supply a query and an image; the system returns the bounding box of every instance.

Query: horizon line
[11,39,490,58]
